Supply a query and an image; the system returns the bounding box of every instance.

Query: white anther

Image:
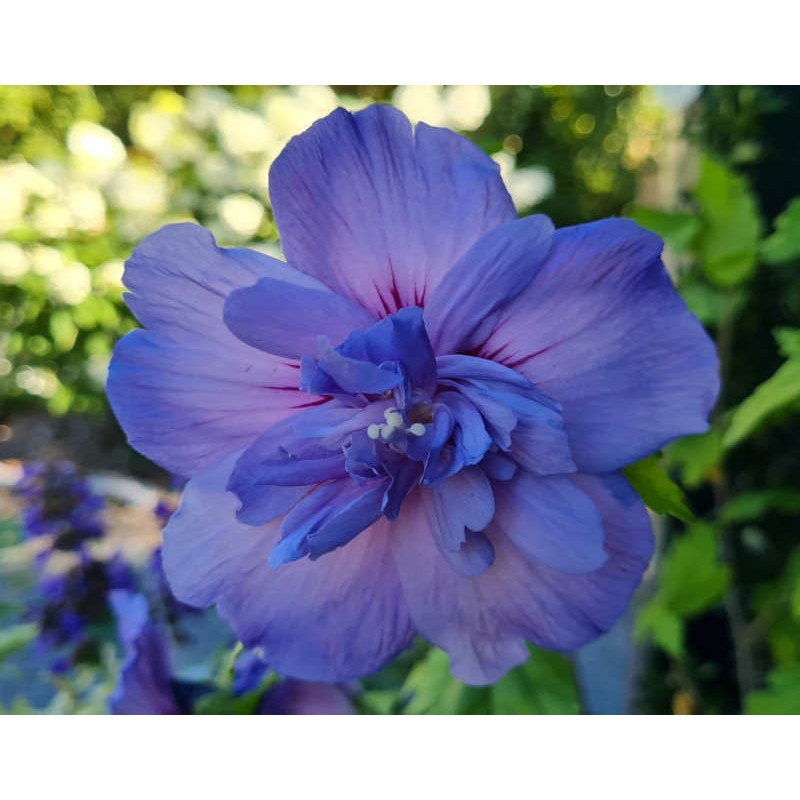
[384,409,404,429]
[367,424,381,440]
[408,423,426,437]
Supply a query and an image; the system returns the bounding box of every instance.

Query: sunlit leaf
[761,198,800,264]
[695,154,763,287]
[666,428,724,488]
[746,665,800,714]
[723,357,800,450]
[357,690,400,715]
[628,207,702,252]
[659,523,730,617]
[623,455,695,522]
[490,647,581,715]
[635,601,684,657]
[774,327,800,359]
[678,281,725,325]
[401,647,487,715]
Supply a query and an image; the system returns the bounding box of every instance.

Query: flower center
[226,305,575,567]
[367,408,427,442]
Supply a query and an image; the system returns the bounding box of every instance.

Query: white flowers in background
[392,85,492,131]
[129,91,205,169]
[0,161,56,234]
[185,86,234,131]
[85,354,111,389]
[63,184,106,234]
[27,245,92,305]
[30,199,73,239]
[16,366,59,398]
[109,162,170,241]
[109,162,169,215]
[441,85,491,131]
[48,260,92,306]
[195,152,239,195]
[262,86,339,143]
[217,193,265,241]
[28,245,65,277]
[0,241,29,282]
[216,107,273,158]
[492,151,555,212]
[67,121,126,185]
[94,259,125,294]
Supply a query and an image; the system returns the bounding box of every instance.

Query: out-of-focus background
[1,85,799,714]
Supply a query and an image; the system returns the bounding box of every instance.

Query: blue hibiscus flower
[107,104,719,685]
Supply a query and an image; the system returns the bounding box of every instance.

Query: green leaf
[635,526,729,656]
[401,647,487,714]
[678,281,727,325]
[723,357,800,450]
[634,601,684,657]
[659,523,730,617]
[0,623,37,663]
[666,428,724,488]
[695,154,763,287]
[357,690,401,715]
[628,208,702,252]
[774,327,800,359]
[490,647,581,715]
[193,689,262,715]
[721,489,800,523]
[623,455,695,522]
[746,665,800,714]
[761,198,800,264]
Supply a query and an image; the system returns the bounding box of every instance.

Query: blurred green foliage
[630,88,800,713]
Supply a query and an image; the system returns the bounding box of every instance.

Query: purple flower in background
[109,592,353,714]
[107,105,719,685]
[15,461,104,551]
[31,550,136,672]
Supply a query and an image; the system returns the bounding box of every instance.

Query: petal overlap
[107,223,316,477]
[162,454,416,682]
[269,105,517,314]
[391,473,653,684]
[480,219,720,472]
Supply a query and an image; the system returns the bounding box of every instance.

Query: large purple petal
[480,219,720,472]
[492,474,607,573]
[424,215,554,354]
[107,223,317,477]
[391,473,653,685]
[161,454,415,682]
[269,105,516,315]
[223,277,375,359]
